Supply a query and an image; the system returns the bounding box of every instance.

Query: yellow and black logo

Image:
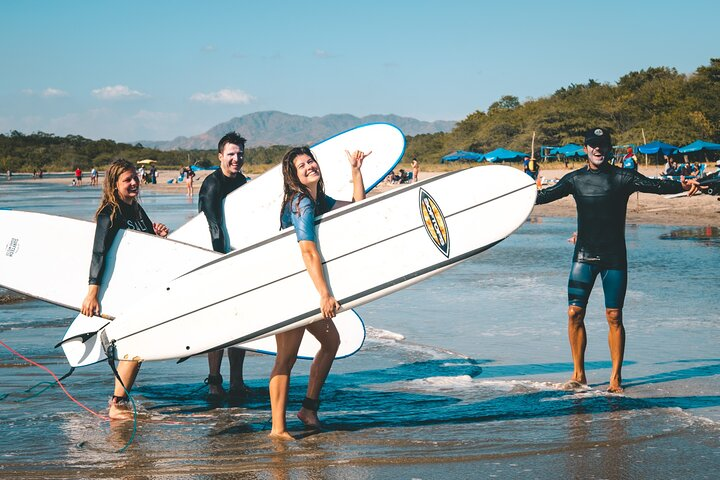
[419,188,449,257]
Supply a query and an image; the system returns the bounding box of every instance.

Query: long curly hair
[96,159,139,223]
[280,146,326,225]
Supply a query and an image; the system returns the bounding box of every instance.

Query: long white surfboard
[0,123,404,365]
[101,165,537,362]
[170,122,405,251]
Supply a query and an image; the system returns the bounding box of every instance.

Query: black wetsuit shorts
[568,262,627,309]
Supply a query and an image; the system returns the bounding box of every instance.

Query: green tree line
[0,130,291,174]
[405,58,720,164]
[3,58,719,173]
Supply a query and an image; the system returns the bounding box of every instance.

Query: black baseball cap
[584,127,612,148]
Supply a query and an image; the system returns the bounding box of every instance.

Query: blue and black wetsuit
[281,193,336,239]
[198,169,247,253]
[536,163,684,308]
[89,202,154,285]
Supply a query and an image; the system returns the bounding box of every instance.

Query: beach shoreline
[7,165,719,227]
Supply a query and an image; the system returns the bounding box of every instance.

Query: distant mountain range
[139,111,456,150]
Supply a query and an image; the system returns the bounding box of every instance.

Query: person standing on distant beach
[90,167,98,186]
[622,147,638,171]
[270,146,370,439]
[80,159,169,419]
[184,165,196,197]
[75,167,83,186]
[524,156,540,181]
[198,132,251,400]
[535,127,697,393]
[412,157,419,182]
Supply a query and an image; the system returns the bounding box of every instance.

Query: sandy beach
[14,165,720,227]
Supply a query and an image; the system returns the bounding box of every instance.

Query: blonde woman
[81,159,168,419]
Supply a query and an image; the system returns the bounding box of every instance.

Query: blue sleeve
[323,195,336,213]
[287,195,317,243]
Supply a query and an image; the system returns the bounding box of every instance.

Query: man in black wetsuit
[536,127,696,393]
[199,132,250,399]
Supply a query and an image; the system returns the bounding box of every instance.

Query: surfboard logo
[419,189,449,257]
[5,237,19,257]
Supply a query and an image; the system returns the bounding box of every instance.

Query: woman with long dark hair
[270,146,369,439]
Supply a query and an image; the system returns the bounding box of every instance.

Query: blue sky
[1,0,717,143]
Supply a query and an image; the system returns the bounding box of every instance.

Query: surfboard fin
[54,328,104,348]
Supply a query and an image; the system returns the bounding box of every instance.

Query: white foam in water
[365,325,474,360]
[378,376,562,399]
[365,326,405,341]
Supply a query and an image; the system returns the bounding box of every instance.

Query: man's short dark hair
[218,132,247,154]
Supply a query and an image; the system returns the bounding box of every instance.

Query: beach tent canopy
[557,143,585,157]
[481,148,528,163]
[637,141,679,155]
[440,150,484,163]
[136,159,157,164]
[678,140,720,154]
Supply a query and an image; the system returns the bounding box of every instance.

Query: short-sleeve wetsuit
[88,202,155,285]
[280,193,336,240]
[198,169,247,253]
[536,162,684,308]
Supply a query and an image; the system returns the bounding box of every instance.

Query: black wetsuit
[89,202,154,285]
[536,163,684,308]
[198,168,247,253]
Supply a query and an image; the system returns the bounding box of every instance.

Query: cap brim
[585,139,610,148]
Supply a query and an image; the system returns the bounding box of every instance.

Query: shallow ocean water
[1,180,719,478]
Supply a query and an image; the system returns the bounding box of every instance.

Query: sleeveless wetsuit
[536,163,684,308]
[88,202,154,285]
[281,193,336,241]
[198,168,247,253]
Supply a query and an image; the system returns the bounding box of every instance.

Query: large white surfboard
[0,123,404,365]
[170,122,405,251]
[101,165,537,362]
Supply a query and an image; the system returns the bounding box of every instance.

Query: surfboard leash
[0,340,107,419]
[105,341,138,452]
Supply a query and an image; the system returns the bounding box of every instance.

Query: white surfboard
[101,165,537,362]
[170,122,405,251]
[0,123,403,365]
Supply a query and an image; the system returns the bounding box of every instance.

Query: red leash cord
[0,339,109,421]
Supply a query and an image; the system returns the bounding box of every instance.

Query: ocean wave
[364,325,472,361]
[365,326,405,341]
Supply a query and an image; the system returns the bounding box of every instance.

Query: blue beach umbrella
[557,143,586,158]
[481,148,529,163]
[440,150,484,163]
[678,140,720,154]
[637,140,679,155]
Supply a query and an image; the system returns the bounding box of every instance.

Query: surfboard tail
[60,315,112,367]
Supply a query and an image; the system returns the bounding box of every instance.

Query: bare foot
[561,380,588,391]
[297,407,321,429]
[109,402,134,421]
[228,383,251,399]
[208,384,225,397]
[269,431,295,441]
[607,384,624,393]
